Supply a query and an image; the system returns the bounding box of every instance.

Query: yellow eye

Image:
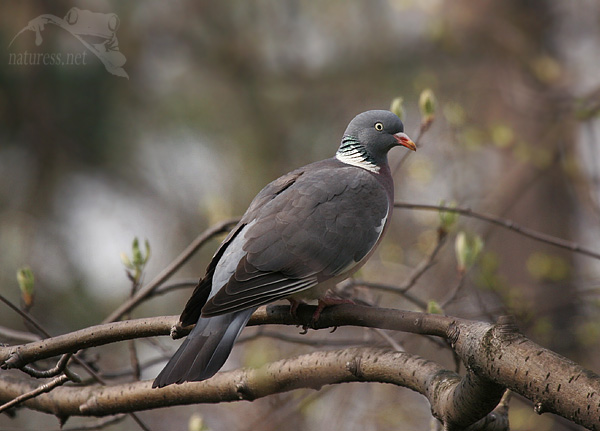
[374,122,384,131]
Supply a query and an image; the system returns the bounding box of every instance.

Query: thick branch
[0,374,70,414]
[1,306,598,429]
[0,306,454,369]
[451,316,600,429]
[0,316,176,369]
[0,347,502,429]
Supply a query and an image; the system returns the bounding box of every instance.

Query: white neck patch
[335,138,380,173]
[335,152,380,173]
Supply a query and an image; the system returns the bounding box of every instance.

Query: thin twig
[372,328,404,351]
[129,413,151,431]
[0,293,102,381]
[392,118,432,176]
[128,341,141,381]
[0,325,42,342]
[0,293,50,338]
[350,279,428,309]
[395,202,600,261]
[398,230,447,294]
[0,373,69,413]
[20,353,80,382]
[126,271,143,381]
[440,274,467,309]
[154,279,199,296]
[0,294,151,431]
[102,218,239,324]
[58,415,128,431]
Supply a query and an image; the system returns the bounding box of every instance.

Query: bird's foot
[289,296,355,333]
[311,296,355,323]
[287,298,303,319]
[288,299,312,334]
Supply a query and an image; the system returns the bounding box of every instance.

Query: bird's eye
[374,122,384,131]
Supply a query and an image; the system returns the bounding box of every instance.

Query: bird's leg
[312,296,356,323]
[287,298,303,319]
[287,298,312,334]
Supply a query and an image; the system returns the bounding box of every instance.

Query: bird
[153,110,416,388]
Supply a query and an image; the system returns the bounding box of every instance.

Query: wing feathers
[197,160,389,318]
[202,276,317,316]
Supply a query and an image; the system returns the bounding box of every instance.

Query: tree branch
[0,288,151,431]
[394,202,600,261]
[1,305,598,429]
[0,374,70,414]
[0,325,42,343]
[0,347,503,430]
[0,315,176,369]
[102,218,239,324]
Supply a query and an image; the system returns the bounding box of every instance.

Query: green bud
[390,97,405,121]
[132,238,142,266]
[455,231,484,274]
[17,267,34,293]
[17,266,35,307]
[121,237,151,283]
[143,239,151,265]
[427,300,444,315]
[120,252,133,269]
[419,88,436,125]
[130,237,151,266]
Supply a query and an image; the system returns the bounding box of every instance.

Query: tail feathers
[152,309,254,388]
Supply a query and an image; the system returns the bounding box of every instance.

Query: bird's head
[337,110,416,172]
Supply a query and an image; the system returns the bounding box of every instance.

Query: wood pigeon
[153,110,416,387]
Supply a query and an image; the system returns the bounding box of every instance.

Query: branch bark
[1,305,599,429]
[0,347,503,430]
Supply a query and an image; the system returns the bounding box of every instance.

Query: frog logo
[9,7,128,78]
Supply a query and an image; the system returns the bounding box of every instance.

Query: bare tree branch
[0,315,176,369]
[58,415,127,431]
[398,229,448,295]
[394,202,600,261]
[0,292,52,338]
[0,348,503,430]
[102,218,239,324]
[1,305,599,429]
[347,279,428,309]
[0,373,70,413]
[0,289,151,431]
[19,353,80,381]
[0,326,42,343]
[392,115,433,176]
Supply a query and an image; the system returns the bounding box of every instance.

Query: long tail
[152,308,255,388]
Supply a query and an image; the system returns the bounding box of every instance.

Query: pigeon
[153,110,416,387]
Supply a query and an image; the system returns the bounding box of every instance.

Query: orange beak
[394,132,417,151]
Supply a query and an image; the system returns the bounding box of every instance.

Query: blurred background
[1,1,600,430]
